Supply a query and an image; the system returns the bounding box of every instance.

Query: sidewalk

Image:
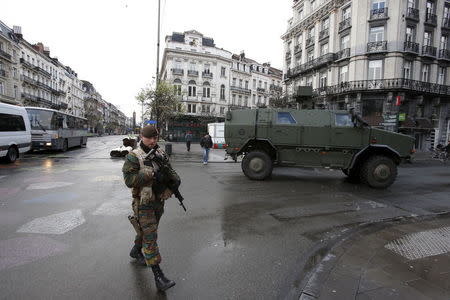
[300,216,450,300]
[161,142,235,163]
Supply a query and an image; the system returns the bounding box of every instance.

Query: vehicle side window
[0,113,26,131]
[335,113,353,127]
[277,112,297,124]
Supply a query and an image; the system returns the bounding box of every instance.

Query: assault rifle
[145,144,187,212]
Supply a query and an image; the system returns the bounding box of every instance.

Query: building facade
[282,0,450,151]
[160,30,282,141]
[0,21,21,105]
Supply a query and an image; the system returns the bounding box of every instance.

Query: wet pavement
[0,136,449,299]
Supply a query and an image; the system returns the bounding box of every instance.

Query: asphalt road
[1,136,449,299]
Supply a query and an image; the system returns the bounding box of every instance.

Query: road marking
[92,201,130,216]
[26,182,74,190]
[0,236,68,271]
[0,175,6,180]
[93,175,122,182]
[17,209,85,235]
[385,226,450,260]
[24,192,79,204]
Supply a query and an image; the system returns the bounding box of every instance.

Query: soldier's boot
[151,265,176,292]
[129,244,146,266]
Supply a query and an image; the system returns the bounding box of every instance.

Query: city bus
[25,107,88,151]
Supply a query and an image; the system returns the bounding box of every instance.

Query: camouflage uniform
[122,143,178,266]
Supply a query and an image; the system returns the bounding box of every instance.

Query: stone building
[0,21,21,105]
[282,0,450,150]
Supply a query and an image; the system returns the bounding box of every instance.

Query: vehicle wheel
[6,146,18,163]
[62,139,68,152]
[361,155,397,189]
[241,151,273,180]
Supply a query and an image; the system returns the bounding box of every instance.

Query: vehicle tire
[62,139,68,152]
[241,150,273,180]
[361,155,397,189]
[6,146,18,163]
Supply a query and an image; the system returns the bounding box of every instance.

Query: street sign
[399,113,406,121]
[145,120,157,125]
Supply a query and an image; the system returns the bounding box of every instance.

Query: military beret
[141,125,159,138]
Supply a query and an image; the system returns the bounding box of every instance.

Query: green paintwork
[225,108,415,169]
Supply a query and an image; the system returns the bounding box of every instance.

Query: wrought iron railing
[0,49,11,60]
[187,70,198,76]
[270,84,283,92]
[442,17,450,29]
[230,86,251,95]
[312,78,450,96]
[422,45,437,57]
[335,48,350,60]
[21,75,38,86]
[0,69,6,77]
[338,18,351,32]
[257,87,266,93]
[35,66,51,78]
[289,53,336,78]
[171,68,184,75]
[22,93,39,102]
[404,41,419,53]
[425,13,437,26]
[202,72,213,79]
[370,8,389,20]
[439,49,450,60]
[20,58,34,69]
[367,41,387,53]
[60,102,68,109]
[319,29,329,40]
[306,37,314,47]
[294,44,302,54]
[406,7,419,21]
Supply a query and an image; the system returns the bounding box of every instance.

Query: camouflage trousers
[132,198,164,266]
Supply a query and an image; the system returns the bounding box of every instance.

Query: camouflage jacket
[122,144,179,199]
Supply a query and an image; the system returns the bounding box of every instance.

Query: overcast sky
[2,0,292,118]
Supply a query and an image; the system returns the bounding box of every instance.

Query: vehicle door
[267,111,300,165]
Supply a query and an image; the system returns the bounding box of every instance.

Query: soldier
[122,125,179,292]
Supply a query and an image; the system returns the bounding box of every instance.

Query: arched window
[188,80,196,97]
[173,79,182,96]
[220,85,225,100]
[203,81,210,98]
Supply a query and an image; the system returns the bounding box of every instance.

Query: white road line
[26,182,74,190]
[93,175,122,182]
[385,226,450,260]
[17,209,85,235]
[92,201,130,216]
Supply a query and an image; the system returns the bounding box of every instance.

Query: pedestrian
[200,132,213,165]
[122,125,180,292]
[185,131,193,152]
[445,141,450,156]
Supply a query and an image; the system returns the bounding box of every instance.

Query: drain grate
[385,226,450,260]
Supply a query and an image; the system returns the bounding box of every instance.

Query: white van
[0,103,31,163]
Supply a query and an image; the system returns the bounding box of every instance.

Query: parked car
[0,103,31,163]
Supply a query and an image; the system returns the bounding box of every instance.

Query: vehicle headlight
[52,134,59,139]
[45,142,52,146]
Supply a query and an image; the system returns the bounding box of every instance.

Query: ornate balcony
[404,41,419,54]
[171,68,184,76]
[335,48,350,61]
[202,72,213,79]
[424,13,437,26]
[35,66,51,78]
[286,51,292,60]
[312,78,450,97]
[367,41,388,53]
[21,75,38,86]
[257,87,266,93]
[338,18,351,33]
[439,49,450,60]
[0,69,6,77]
[187,70,198,77]
[294,44,302,55]
[305,37,314,48]
[422,45,437,57]
[287,53,336,78]
[442,17,450,30]
[22,93,39,102]
[60,102,68,109]
[36,97,52,106]
[369,8,389,20]
[319,29,329,40]
[0,49,11,61]
[406,7,419,21]
[230,85,251,95]
[20,58,35,69]
[270,84,283,92]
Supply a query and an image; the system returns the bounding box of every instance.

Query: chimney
[44,46,50,57]
[240,50,245,60]
[13,26,23,39]
[34,42,45,53]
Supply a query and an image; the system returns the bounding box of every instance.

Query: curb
[292,211,450,300]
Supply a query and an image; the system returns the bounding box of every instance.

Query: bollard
[165,143,172,156]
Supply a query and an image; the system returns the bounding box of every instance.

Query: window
[426,1,434,15]
[424,31,433,46]
[258,80,262,88]
[407,0,415,9]
[445,5,450,20]
[14,85,18,98]
[335,113,353,127]
[173,79,182,96]
[277,112,297,124]
[341,34,350,49]
[297,33,303,45]
[368,60,383,80]
[232,94,236,105]
[204,64,210,74]
[220,107,225,114]
[339,65,349,83]
[421,64,430,82]
[438,67,446,84]
[258,95,261,104]
[203,82,210,98]
[319,71,327,88]
[307,49,314,62]
[311,0,316,11]
[343,6,351,20]
[239,79,243,88]
[369,26,384,42]
[406,26,415,42]
[252,94,256,105]
[320,43,328,55]
[220,85,225,100]
[306,76,313,86]
[0,113,26,131]
[298,7,304,20]
[264,82,267,90]
[441,35,448,50]
[221,67,226,77]
[245,80,249,89]
[188,80,196,97]
[322,18,329,31]
[238,95,242,106]
[232,78,237,86]
[403,61,412,79]
[308,27,315,39]
[244,96,248,107]
[371,0,385,10]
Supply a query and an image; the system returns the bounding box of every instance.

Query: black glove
[154,171,165,183]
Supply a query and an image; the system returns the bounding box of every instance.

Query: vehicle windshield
[335,113,354,127]
[26,108,58,131]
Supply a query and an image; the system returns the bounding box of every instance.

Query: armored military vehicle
[224,108,415,189]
